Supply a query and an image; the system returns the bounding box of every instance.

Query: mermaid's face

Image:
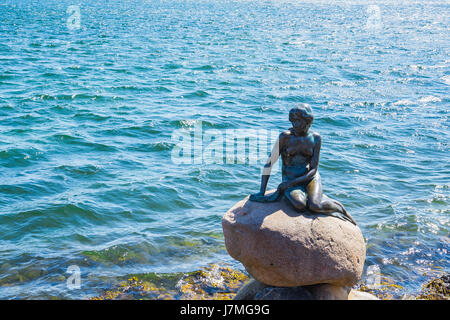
[290,114,312,136]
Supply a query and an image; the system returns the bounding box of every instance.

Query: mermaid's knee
[307,199,322,212]
[286,191,307,211]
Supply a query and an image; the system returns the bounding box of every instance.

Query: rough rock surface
[348,289,380,300]
[222,191,366,287]
[234,279,353,300]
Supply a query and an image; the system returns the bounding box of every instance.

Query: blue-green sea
[0,0,448,299]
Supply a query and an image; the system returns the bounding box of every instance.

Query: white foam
[419,96,442,103]
[441,75,450,85]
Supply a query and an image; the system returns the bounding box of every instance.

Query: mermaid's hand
[249,190,281,203]
[265,190,281,202]
[276,181,290,194]
[249,191,265,202]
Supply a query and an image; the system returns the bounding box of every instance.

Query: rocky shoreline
[90,263,448,300]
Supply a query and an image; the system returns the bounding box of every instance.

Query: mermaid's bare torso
[280,131,317,187]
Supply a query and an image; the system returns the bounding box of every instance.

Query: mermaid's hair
[289,103,314,123]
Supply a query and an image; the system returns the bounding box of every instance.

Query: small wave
[41,72,63,79]
[392,99,415,106]
[320,116,353,128]
[54,164,103,177]
[28,93,120,102]
[49,105,74,115]
[82,244,151,264]
[50,134,117,151]
[33,94,55,101]
[181,90,210,98]
[169,119,226,130]
[110,68,134,75]
[409,64,425,71]
[111,85,142,92]
[221,65,244,74]
[0,179,61,200]
[0,203,104,236]
[192,65,214,71]
[0,74,14,80]
[100,125,161,138]
[66,65,81,70]
[339,70,371,81]
[0,148,45,167]
[164,63,184,70]
[419,96,442,104]
[441,76,450,85]
[2,113,48,125]
[327,80,356,87]
[153,86,172,93]
[129,141,175,152]
[72,112,111,122]
[170,119,199,128]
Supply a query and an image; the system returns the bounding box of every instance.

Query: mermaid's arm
[249,133,285,202]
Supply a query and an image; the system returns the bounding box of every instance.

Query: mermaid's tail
[331,199,357,225]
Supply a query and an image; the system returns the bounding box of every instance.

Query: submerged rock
[90,264,248,300]
[87,265,446,300]
[416,273,449,300]
[222,194,366,287]
[357,277,404,300]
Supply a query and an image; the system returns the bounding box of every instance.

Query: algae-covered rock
[357,280,404,300]
[90,264,248,300]
[416,273,449,300]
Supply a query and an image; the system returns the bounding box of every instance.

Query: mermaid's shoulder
[310,131,321,142]
[280,129,293,138]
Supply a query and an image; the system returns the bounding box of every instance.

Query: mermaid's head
[289,103,314,123]
[289,104,313,135]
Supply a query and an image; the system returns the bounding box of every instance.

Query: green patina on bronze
[250,104,356,225]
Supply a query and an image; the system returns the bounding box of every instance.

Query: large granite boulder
[222,191,366,287]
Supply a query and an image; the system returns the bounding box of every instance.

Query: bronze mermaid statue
[249,104,357,225]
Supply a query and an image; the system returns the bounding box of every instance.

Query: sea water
[0,0,448,298]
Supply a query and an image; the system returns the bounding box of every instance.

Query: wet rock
[348,289,379,300]
[417,273,449,300]
[234,279,374,300]
[307,283,351,300]
[90,264,248,300]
